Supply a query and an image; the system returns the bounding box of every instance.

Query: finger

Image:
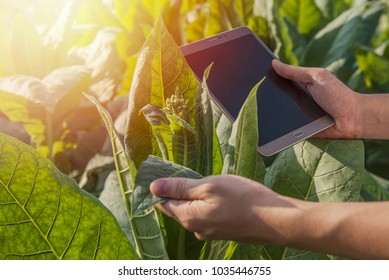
[272,59,314,84]
[154,199,188,220]
[194,232,207,241]
[150,177,204,200]
[155,199,206,233]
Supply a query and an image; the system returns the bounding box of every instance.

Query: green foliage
[135,156,205,260]
[207,75,266,260]
[222,78,265,179]
[266,139,365,202]
[0,132,136,260]
[0,66,92,169]
[1,0,389,260]
[263,139,364,259]
[124,17,199,167]
[361,171,389,201]
[84,94,168,260]
[133,156,203,215]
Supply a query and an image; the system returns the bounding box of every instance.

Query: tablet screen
[184,34,327,146]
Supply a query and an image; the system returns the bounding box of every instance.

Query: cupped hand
[272,60,362,139]
[150,175,301,244]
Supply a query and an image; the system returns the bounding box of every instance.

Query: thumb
[150,178,203,200]
[272,59,313,85]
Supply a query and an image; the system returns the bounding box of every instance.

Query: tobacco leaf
[0,132,136,260]
[85,94,168,260]
[124,17,198,167]
[132,155,203,216]
[264,139,364,259]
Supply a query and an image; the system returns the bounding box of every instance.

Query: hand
[150,175,302,244]
[272,60,362,139]
[151,174,389,259]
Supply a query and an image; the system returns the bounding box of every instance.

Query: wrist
[352,93,366,139]
[252,195,311,246]
[277,198,315,247]
[258,197,336,251]
[357,94,389,140]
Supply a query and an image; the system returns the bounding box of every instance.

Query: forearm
[357,94,389,140]
[266,197,389,259]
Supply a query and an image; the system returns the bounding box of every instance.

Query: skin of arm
[150,60,389,259]
[151,175,389,259]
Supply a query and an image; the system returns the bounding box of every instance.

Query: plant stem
[208,240,223,260]
[177,226,186,259]
[111,138,143,258]
[281,247,289,260]
[183,129,188,166]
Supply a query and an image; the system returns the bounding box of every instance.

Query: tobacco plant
[0,0,388,260]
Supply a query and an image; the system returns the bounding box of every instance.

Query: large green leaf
[212,102,233,159]
[267,0,305,63]
[364,139,389,180]
[184,4,208,43]
[133,156,204,259]
[132,155,203,216]
[356,46,389,92]
[0,89,45,146]
[85,94,168,260]
[361,171,389,202]
[0,66,91,161]
[161,0,184,46]
[227,242,263,260]
[302,1,384,80]
[0,66,90,113]
[264,139,364,259]
[274,13,307,65]
[207,78,266,260]
[44,0,84,71]
[195,65,222,176]
[125,17,199,167]
[247,15,271,48]
[72,28,126,103]
[99,170,133,242]
[222,78,266,179]
[141,104,173,161]
[141,100,198,171]
[165,110,197,170]
[114,0,153,55]
[211,79,265,182]
[205,0,232,37]
[263,246,330,260]
[266,139,364,201]
[233,0,254,25]
[183,0,240,43]
[0,132,135,260]
[314,0,352,19]
[79,153,115,197]
[161,214,205,260]
[0,116,30,145]
[140,65,221,176]
[280,0,325,36]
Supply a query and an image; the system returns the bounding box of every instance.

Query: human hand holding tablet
[180,27,334,156]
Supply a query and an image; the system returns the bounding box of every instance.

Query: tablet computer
[180,27,335,156]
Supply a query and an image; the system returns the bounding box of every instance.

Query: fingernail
[150,179,167,196]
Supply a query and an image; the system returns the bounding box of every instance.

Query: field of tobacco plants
[0,0,389,260]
